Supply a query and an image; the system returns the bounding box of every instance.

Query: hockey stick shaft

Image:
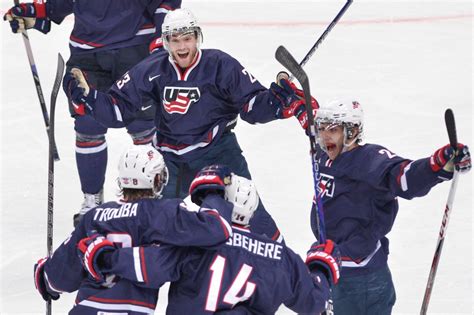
[13,0,60,161]
[289,0,353,81]
[45,53,65,315]
[275,45,326,243]
[420,109,458,315]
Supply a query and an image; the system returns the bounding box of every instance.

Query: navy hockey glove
[430,143,471,173]
[77,234,116,283]
[270,79,319,129]
[63,68,96,116]
[34,257,60,301]
[305,240,341,285]
[149,37,164,54]
[3,0,50,34]
[190,165,232,205]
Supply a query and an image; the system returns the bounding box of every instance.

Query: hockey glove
[430,143,471,173]
[189,164,232,206]
[3,0,50,34]
[63,68,96,116]
[77,234,116,283]
[149,37,164,54]
[305,240,341,285]
[34,257,60,301]
[271,79,319,129]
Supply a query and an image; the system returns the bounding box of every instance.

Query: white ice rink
[1,0,472,314]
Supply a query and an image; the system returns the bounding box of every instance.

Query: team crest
[163,86,201,114]
[318,173,335,198]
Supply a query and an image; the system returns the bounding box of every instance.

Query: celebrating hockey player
[301,99,471,314]
[77,174,341,314]
[33,145,235,313]
[62,8,317,241]
[4,0,182,226]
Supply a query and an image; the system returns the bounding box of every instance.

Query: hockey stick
[288,0,353,81]
[13,0,60,161]
[420,109,459,315]
[45,53,65,315]
[275,46,326,243]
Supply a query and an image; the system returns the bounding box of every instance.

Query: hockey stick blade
[444,109,457,148]
[275,46,315,135]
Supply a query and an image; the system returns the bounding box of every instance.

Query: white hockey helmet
[225,175,259,226]
[161,8,203,51]
[118,145,169,197]
[316,98,364,147]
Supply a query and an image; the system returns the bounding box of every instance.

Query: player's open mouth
[177,52,189,59]
[326,143,336,151]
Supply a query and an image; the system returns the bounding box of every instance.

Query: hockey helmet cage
[316,98,364,144]
[162,8,202,51]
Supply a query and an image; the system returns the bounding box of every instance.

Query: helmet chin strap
[342,126,358,152]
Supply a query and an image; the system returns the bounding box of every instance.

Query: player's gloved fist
[190,164,232,205]
[270,79,300,117]
[305,240,341,285]
[34,257,60,301]
[77,234,116,283]
[281,96,319,130]
[430,143,471,173]
[3,0,50,34]
[149,37,164,54]
[63,68,95,116]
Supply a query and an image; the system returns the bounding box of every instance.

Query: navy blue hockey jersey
[311,144,453,277]
[41,195,232,314]
[45,0,180,54]
[86,49,279,162]
[105,225,331,314]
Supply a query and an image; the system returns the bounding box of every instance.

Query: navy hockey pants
[161,131,282,242]
[332,265,396,315]
[66,44,155,195]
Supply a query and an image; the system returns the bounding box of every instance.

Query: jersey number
[106,233,132,248]
[116,72,131,89]
[378,149,397,159]
[205,255,256,311]
[242,68,257,83]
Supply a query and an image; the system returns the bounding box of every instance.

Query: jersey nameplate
[226,232,283,260]
[93,203,138,222]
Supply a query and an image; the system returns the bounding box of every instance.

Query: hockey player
[33,145,235,313]
[78,174,342,314]
[4,0,181,225]
[301,99,471,314]
[61,8,318,241]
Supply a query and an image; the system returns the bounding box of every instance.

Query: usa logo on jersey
[319,173,335,198]
[163,87,201,114]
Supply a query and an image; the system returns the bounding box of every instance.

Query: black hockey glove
[189,164,232,206]
[305,240,341,286]
[34,257,60,301]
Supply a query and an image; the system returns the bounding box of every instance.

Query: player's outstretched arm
[62,68,137,128]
